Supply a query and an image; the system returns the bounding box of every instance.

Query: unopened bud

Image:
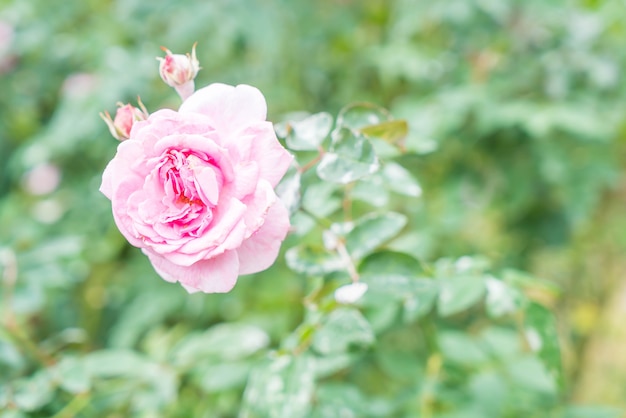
[157,43,200,100]
[100,99,148,141]
[334,282,368,304]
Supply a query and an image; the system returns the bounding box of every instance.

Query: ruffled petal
[236,198,290,275]
[179,83,267,138]
[143,249,240,293]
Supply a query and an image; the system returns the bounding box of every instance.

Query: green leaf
[241,354,316,418]
[524,302,563,387]
[84,349,177,409]
[361,273,434,300]
[194,361,252,392]
[286,112,333,151]
[485,277,526,318]
[381,162,422,197]
[313,308,375,355]
[53,356,91,394]
[275,164,301,215]
[439,331,488,366]
[360,119,408,147]
[336,102,390,130]
[11,371,54,412]
[316,128,379,184]
[302,181,341,218]
[505,355,557,395]
[171,323,270,367]
[345,212,407,259]
[351,175,389,207]
[437,275,486,317]
[285,245,344,276]
[312,383,369,418]
[359,250,424,277]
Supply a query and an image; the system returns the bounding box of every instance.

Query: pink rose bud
[100,100,148,141]
[157,43,200,100]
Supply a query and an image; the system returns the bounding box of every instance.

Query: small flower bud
[334,282,368,304]
[157,43,200,100]
[100,99,148,141]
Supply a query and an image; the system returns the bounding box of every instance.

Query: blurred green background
[2,0,626,416]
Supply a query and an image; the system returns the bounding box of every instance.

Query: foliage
[2,0,626,416]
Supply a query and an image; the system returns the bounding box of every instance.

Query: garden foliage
[1,0,626,417]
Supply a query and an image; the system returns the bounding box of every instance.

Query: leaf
[285,245,344,276]
[351,175,389,207]
[437,275,486,317]
[381,162,422,197]
[286,112,333,151]
[505,356,557,395]
[241,354,316,418]
[171,323,270,366]
[312,308,375,355]
[336,102,390,130]
[312,383,369,418]
[524,302,563,387]
[302,181,341,218]
[11,371,54,412]
[360,273,434,300]
[345,212,407,260]
[485,277,526,318]
[359,250,423,276]
[439,331,488,366]
[360,119,408,146]
[194,361,252,392]
[275,163,301,215]
[84,349,177,409]
[316,128,379,184]
[53,356,91,394]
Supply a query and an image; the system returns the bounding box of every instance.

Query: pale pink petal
[228,161,259,199]
[179,84,267,137]
[165,197,247,265]
[100,139,144,199]
[236,199,290,275]
[111,179,148,248]
[240,179,276,238]
[231,123,293,187]
[143,249,240,293]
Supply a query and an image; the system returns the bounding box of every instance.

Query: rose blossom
[100,83,293,293]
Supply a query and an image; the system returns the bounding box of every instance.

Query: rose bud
[100,100,148,141]
[157,43,200,100]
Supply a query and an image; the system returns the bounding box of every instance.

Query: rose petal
[179,83,267,141]
[143,249,240,293]
[230,123,293,187]
[240,179,276,238]
[236,198,290,275]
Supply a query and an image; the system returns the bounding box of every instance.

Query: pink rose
[100,83,293,293]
